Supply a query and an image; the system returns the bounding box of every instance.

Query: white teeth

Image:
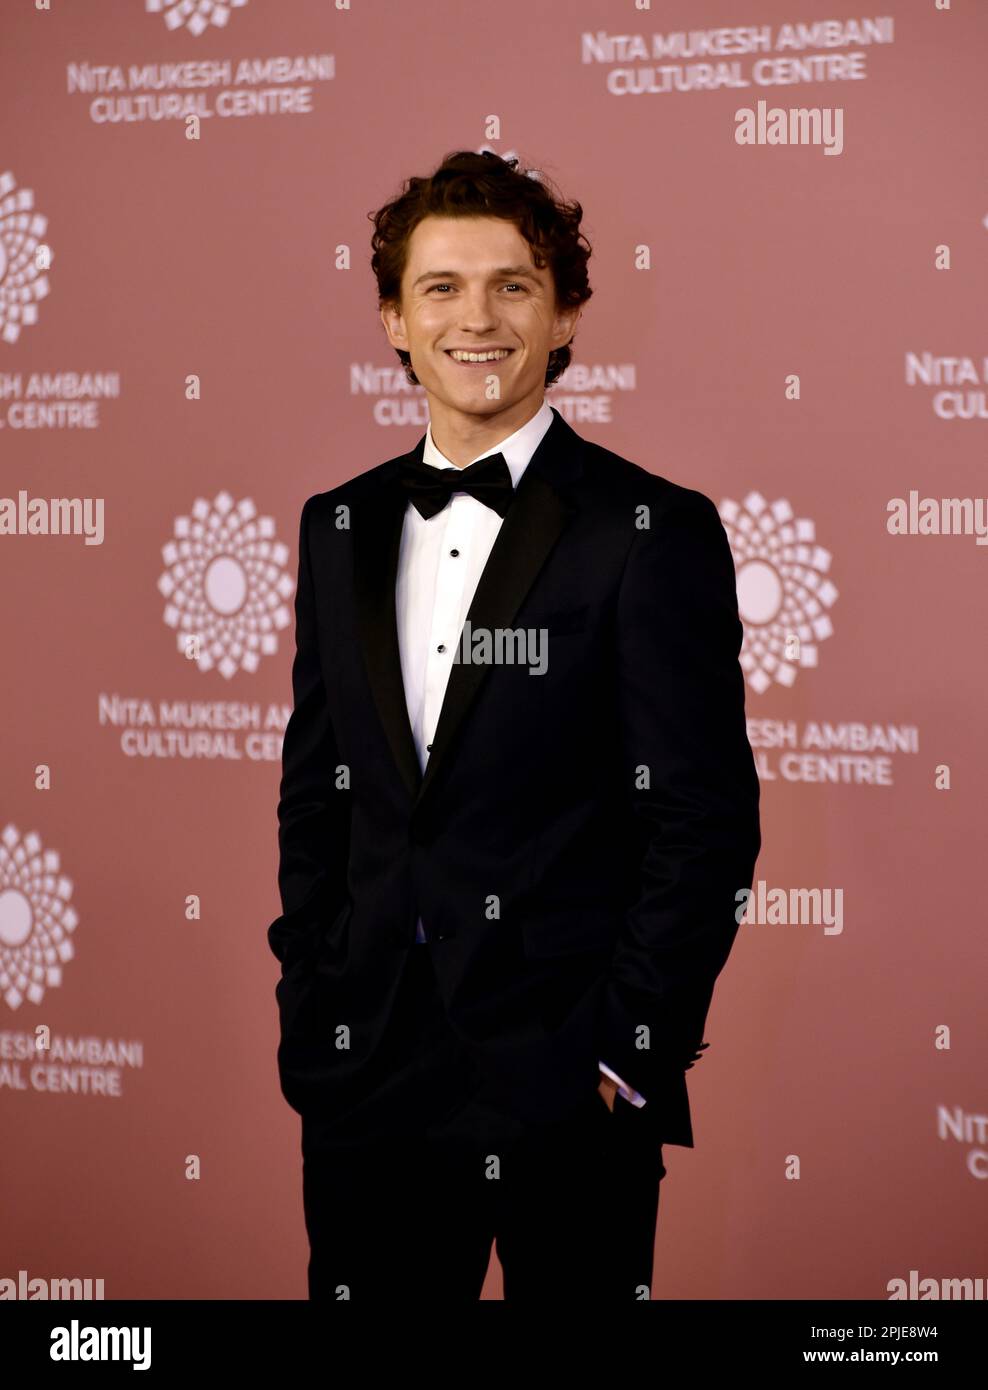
[448,349,512,362]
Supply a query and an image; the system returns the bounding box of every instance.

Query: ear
[551,304,582,351]
[380,300,408,351]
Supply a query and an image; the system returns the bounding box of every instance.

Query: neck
[427,390,545,468]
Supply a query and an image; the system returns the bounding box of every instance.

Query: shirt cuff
[598,1060,647,1108]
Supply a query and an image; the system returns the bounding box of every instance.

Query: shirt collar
[422,399,555,489]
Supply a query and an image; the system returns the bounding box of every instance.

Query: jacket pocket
[521,906,619,958]
[275,954,317,1035]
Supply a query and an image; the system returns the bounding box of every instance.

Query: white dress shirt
[394,398,646,1109]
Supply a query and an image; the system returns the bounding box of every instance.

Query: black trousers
[299,944,666,1302]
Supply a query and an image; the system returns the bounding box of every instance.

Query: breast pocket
[525,604,589,637]
[521,605,590,679]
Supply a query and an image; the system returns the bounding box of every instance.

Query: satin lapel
[352,461,423,802]
[415,411,582,809]
[352,406,584,811]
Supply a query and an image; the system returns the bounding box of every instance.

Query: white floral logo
[158,491,294,678]
[719,491,839,694]
[0,825,78,1011]
[0,172,51,345]
[145,0,248,37]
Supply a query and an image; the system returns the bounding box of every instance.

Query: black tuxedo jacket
[268,406,761,1147]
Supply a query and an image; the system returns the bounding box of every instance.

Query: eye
[425,282,527,294]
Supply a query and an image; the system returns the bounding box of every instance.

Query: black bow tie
[398,452,514,520]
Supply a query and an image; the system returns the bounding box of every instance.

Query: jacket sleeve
[267,495,352,973]
[594,489,761,1099]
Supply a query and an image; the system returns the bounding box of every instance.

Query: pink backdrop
[2,0,986,1300]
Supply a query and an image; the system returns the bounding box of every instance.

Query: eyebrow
[411,265,542,288]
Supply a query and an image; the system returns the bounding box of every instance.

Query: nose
[456,287,499,334]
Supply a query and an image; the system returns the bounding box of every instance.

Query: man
[268,151,761,1302]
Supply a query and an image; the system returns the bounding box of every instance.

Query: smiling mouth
[445,348,515,364]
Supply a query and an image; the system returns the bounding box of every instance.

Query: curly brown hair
[369,150,593,389]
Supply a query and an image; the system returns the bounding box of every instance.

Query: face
[379,215,581,423]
